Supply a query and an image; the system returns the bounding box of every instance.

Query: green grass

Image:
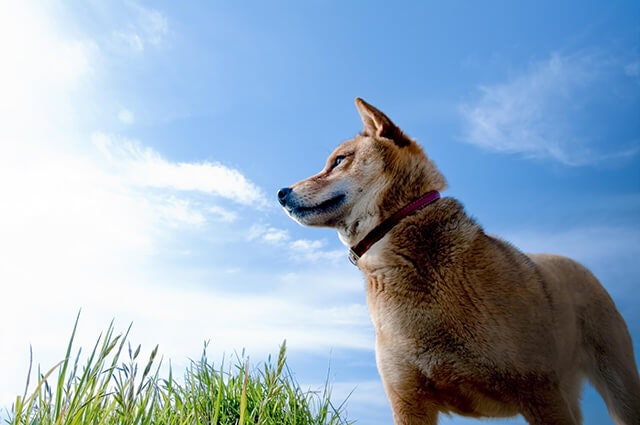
[6,312,353,425]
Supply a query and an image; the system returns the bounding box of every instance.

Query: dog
[277,98,640,425]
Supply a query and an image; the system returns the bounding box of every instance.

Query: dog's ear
[355,98,409,147]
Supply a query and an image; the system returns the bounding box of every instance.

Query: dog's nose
[277,187,292,206]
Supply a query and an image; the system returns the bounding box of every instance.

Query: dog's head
[278,98,446,246]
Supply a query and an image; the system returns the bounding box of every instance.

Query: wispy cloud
[209,205,238,222]
[248,224,345,263]
[113,3,168,52]
[93,133,269,208]
[460,51,640,165]
[118,108,135,124]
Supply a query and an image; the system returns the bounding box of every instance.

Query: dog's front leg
[377,350,439,424]
[385,386,439,425]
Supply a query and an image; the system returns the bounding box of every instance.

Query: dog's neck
[338,191,441,265]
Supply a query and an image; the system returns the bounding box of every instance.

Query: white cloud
[157,196,207,226]
[263,227,291,243]
[290,239,345,262]
[113,3,168,52]
[93,132,269,208]
[118,108,135,124]
[209,205,238,222]
[290,239,324,251]
[134,4,168,47]
[248,225,345,262]
[460,52,640,165]
[115,31,144,51]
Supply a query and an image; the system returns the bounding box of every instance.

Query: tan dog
[278,98,640,425]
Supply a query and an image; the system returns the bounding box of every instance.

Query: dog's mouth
[289,193,347,219]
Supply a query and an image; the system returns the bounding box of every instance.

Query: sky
[0,1,638,424]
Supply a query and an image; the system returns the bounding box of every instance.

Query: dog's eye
[332,155,346,169]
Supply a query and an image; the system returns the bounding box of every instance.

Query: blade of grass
[53,309,81,419]
[238,358,249,425]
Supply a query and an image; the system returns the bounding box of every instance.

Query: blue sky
[0,1,638,424]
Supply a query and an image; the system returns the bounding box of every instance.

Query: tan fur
[278,98,640,425]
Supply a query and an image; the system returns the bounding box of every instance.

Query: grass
[6,312,353,425]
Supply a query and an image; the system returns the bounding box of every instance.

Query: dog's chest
[364,270,441,344]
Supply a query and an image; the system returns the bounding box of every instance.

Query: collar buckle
[348,249,360,266]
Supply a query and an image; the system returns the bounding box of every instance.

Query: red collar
[348,190,440,265]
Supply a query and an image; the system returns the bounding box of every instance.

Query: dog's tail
[581,274,640,425]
